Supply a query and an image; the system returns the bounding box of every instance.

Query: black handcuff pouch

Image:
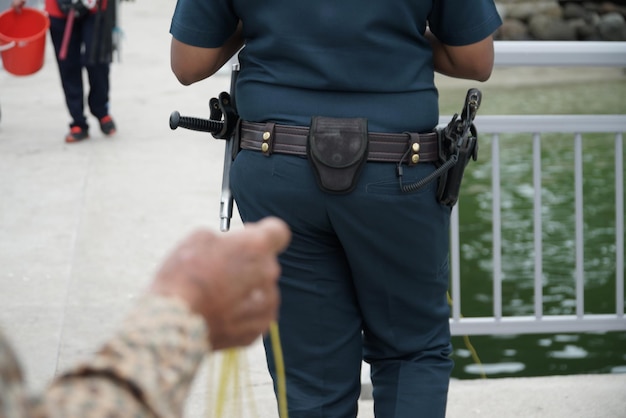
[307,116,368,194]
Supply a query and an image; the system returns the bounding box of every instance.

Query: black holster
[436,121,479,207]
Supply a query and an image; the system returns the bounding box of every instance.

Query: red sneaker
[65,126,89,143]
[99,115,117,136]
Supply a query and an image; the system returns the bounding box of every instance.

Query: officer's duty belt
[239,121,439,164]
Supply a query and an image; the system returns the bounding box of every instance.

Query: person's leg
[231,151,362,418]
[329,161,454,418]
[81,12,111,122]
[48,16,87,130]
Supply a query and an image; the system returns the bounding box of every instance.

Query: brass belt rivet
[412,142,420,152]
[263,131,271,140]
[411,154,420,164]
[261,143,269,153]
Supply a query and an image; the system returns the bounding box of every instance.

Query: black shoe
[99,115,117,136]
[65,126,89,143]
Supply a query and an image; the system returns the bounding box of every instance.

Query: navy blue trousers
[231,150,454,418]
[49,14,110,131]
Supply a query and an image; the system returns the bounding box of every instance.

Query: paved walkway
[1,1,625,417]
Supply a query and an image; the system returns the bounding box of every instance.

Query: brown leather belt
[239,121,439,164]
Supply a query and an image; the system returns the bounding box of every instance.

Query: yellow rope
[211,349,240,417]
[269,321,288,418]
[447,291,486,379]
[206,321,288,418]
[239,350,260,418]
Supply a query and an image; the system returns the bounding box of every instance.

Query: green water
[438,77,626,379]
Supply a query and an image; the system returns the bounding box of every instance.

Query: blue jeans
[231,150,453,418]
[49,14,110,130]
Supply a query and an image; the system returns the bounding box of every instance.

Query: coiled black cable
[397,154,458,193]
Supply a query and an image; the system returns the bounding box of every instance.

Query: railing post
[533,133,543,319]
[616,133,624,319]
[574,134,585,318]
[451,205,461,321]
[492,134,503,320]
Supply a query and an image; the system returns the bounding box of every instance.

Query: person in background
[169,1,501,417]
[0,217,291,417]
[11,0,116,143]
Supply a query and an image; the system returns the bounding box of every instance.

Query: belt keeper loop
[261,122,276,156]
[406,132,421,166]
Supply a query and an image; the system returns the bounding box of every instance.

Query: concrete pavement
[1,0,625,417]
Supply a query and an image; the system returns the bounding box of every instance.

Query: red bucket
[0,8,50,76]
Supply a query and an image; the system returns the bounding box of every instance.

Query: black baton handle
[169,111,224,134]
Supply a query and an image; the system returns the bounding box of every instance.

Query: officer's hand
[149,217,290,350]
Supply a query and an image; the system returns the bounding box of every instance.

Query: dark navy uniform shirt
[170,0,501,133]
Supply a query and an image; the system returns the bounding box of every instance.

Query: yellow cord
[239,350,260,418]
[270,321,288,418]
[212,349,240,417]
[447,291,486,379]
[206,321,288,418]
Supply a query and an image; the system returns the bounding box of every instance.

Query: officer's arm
[171,23,243,85]
[426,30,495,82]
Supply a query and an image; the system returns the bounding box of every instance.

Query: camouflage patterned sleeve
[44,295,209,418]
[0,329,34,418]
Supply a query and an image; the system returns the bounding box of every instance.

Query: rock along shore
[495,0,626,41]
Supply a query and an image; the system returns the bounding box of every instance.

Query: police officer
[169,1,501,417]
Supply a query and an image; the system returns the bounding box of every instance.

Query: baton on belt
[169,64,240,232]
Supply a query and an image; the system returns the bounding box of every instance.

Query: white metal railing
[492,41,626,67]
[444,41,626,336]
